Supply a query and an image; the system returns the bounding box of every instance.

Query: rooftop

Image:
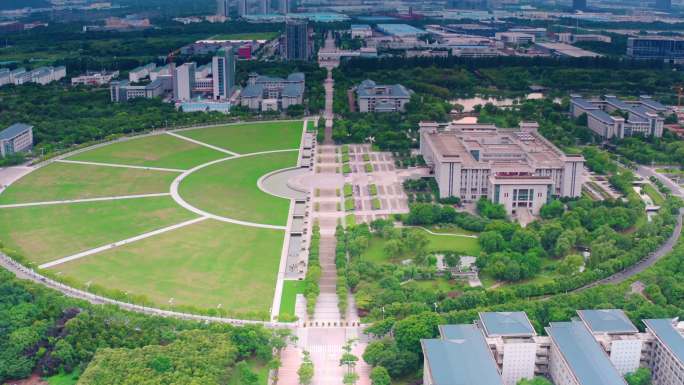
[479,312,536,337]
[421,324,504,385]
[376,23,427,37]
[0,123,33,141]
[356,80,412,98]
[643,318,684,364]
[420,121,577,168]
[577,309,638,334]
[546,321,627,385]
[535,42,601,58]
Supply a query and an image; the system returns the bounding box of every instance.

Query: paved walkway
[57,159,185,173]
[166,131,239,156]
[313,234,341,322]
[39,216,209,269]
[0,192,171,209]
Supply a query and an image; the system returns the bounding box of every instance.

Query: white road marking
[166,132,240,156]
[57,159,185,173]
[0,193,172,209]
[39,216,209,269]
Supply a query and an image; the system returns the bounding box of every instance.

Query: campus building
[109,79,168,102]
[129,63,156,83]
[212,47,236,100]
[71,71,119,86]
[0,123,33,157]
[546,321,627,385]
[239,72,304,111]
[627,36,684,63]
[422,324,504,385]
[643,319,684,385]
[422,310,684,385]
[173,62,196,101]
[577,309,644,375]
[419,121,584,216]
[570,95,668,139]
[1,66,66,87]
[351,24,373,39]
[355,80,412,113]
[477,312,538,385]
[283,19,311,61]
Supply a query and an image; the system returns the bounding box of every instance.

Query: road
[635,165,684,198]
[574,207,684,292]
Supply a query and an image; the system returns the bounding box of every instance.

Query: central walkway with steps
[313,233,341,322]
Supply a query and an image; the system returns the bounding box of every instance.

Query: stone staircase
[313,234,341,322]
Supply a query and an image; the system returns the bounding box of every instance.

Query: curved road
[573,207,684,292]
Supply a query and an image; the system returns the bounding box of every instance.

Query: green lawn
[68,134,226,169]
[178,151,297,226]
[0,162,177,204]
[177,121,303,154]
[642,183,665,206]
[279,280,304,320]
[361,230,480,264]
[0,196,195,264]
[45,370,80,385]
[51,219,284,315]
[211,32,279,41]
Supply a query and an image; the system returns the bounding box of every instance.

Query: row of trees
[0,267,289,384]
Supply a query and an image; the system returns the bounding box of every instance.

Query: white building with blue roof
[478,312,539,385]
[0,123,33,157]
[355,79,412,113]
[570,95,669,139]
[644,318,684,385]
[577,309,643,375]
[546,320,628,385]
[239,72,304,111]
[422,324,505,385]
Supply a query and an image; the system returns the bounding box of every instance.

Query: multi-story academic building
[419,121,584,216]
[570,95,668,139]
[355,80,412,113]
[0,123,34,157]
[422,310,684,385]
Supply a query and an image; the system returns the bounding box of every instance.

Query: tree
[517,377,553,385]
[557,254,584,275]
[370,366,391,385]
[298,351,314,385]
[625,368,652,385]
[394,312,442,354]
[540,200,565,219]
[343,372,359,385]
[340,340,359,375]
[479,231,506,253]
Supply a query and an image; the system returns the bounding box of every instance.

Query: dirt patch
[4,374,48,385]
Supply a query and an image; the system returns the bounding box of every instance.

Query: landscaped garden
[0,120,305,319]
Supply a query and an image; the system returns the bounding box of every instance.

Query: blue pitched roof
[0,123,33,141]
[421,324,503,385]
[577,309,638,334]
[589,109,619,124]
[639,96,667,111]
[282,83,304,98]
[241,84,264,98]
[644,319,684,364]
[571,97,599,110]
[479,312,536,337]
[546,321,627,385]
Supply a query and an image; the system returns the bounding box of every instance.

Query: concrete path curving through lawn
[169,148,299,231]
